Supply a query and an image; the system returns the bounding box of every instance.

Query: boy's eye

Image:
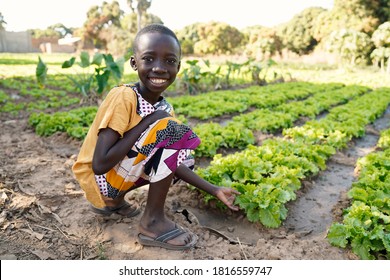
[166,58,177,64]
[142,56,153,62]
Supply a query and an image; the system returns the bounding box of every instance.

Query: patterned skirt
[95,117,200,199]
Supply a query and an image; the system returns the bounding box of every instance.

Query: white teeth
[150,78,166,84]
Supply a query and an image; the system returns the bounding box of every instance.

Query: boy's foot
[138,223,197,250]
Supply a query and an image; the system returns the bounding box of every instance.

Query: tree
[127,0,152,32]
[100,25,133,56]
[117,12,162,56]
[28,25,74,44]
[377,0,390,23]
[371,21,390,47]
[47,23,74,37]
[121,10,162,34]
[325,29,374,66]
[83,1,123,49]
[176,23,201,55]
[194,22,243,55]
[315,0,389,41]
[371,47,390,71]
[278,7,327,55]
[333,0,381,33]
[0,12,6,30]
[335,0,390,25]
[371,21,390,72]
[30,28,62,40]
[244,26,282,60]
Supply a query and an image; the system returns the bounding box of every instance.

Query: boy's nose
[152,60,167,73]
[152,66,167,73]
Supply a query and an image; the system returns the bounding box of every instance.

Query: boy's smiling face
[130,32,181,102]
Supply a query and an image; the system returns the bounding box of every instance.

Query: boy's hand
[214,187,240,211]
[144,110,171,125]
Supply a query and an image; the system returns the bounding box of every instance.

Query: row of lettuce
[193,84,369,157]
[0,87,80,114]
[0,73,136,115]
[196,88,390,233]
[327,128,390,260]
[0,76,80,114]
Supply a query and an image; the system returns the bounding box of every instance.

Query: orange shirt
[72,85,143,208]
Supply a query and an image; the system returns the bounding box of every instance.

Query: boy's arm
[175,164,240,211]
[92,110,171,175]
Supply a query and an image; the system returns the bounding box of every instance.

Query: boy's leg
[95,192,139,216]
[100,183,147,208]
[139,172,195,246]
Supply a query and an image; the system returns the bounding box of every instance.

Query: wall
[0,31,34,52]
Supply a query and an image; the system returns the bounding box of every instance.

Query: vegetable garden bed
[1,66,389,259]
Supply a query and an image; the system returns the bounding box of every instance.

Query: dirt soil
[0,108,389,260]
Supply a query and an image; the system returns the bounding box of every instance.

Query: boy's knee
[154,117,189,135]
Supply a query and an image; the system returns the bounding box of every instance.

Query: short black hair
[132,24,181,56]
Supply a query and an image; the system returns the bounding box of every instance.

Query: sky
[0,0,334,32]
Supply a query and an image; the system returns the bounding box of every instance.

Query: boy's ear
[130,56,137,70]
[177,61,181,72]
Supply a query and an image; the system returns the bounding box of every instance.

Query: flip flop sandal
[90,202,141,218]
[138,224,198,251]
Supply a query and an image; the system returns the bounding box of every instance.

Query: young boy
[72,24,239,250]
